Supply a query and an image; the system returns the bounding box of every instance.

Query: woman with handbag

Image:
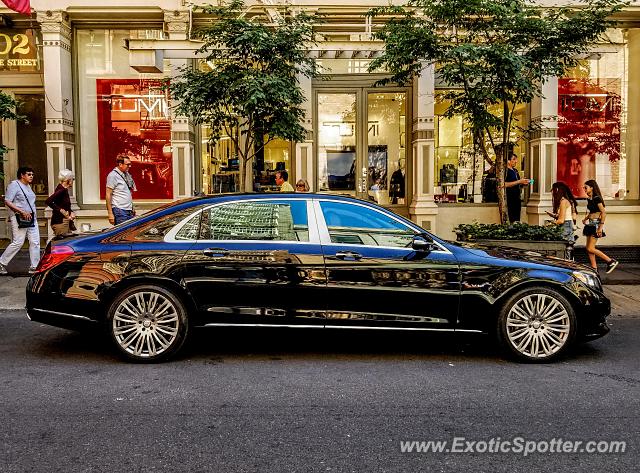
[582,179,618,274]
[45,169,76,237]
[0,166,41,275]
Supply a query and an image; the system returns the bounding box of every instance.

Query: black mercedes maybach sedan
[26,193,610,362]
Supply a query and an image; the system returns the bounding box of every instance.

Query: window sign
[0,29,41,72]
[97,79,173,200]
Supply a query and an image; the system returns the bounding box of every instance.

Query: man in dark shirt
[504,153,529,223]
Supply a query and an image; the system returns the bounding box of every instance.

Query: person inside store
[45,169,76,237]
[582,179,618,273]
[0,166,41,275]
[295,179,310,192]
[275,170,294,192]
[504,153,530,223]
[546,181,578,241]
[106,155,137,225]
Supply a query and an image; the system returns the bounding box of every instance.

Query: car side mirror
[411,235,436,252]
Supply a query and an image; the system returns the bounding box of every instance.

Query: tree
[171,0,318,192]
[369,0,624,223]
[0,91,21,181]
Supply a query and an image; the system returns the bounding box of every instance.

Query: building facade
[1,0,639,246]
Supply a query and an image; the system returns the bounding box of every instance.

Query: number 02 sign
[0,29,40,72]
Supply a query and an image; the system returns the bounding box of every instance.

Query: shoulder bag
[14,183,35,229]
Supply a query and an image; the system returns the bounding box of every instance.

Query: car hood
[453,241,593,272]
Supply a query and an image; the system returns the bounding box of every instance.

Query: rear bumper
[27,307,100,332]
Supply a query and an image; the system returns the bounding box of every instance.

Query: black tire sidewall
[497,287,577,362]
[106,284,188,362]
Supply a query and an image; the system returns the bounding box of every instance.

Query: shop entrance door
[315,88,409,210]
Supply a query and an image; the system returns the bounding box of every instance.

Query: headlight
[573,271,600,288]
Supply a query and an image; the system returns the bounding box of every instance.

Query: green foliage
[454,221,565,241]
[171,0,319,191]
[369,0,625,222]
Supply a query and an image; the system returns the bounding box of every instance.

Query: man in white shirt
[106,156,137,225]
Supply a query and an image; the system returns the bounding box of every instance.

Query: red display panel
[557,78,621,198]
[97,79,173,200]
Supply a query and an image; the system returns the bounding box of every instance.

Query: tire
[106,284,189,362]
[496,287,577,362]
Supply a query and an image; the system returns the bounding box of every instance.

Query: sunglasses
[25,173,34,176]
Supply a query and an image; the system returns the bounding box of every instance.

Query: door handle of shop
[203,248,230,257]
[335,251,362,261]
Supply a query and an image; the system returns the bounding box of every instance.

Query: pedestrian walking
[106,155,137,225]
[0,166,41,274]
[582,179,618,273]
[547,182,578,241]
[45,169,76,237]
[504,153,530,223]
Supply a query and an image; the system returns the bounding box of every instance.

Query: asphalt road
[0,310,638,473]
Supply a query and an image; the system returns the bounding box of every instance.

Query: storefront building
[1,0,639,247]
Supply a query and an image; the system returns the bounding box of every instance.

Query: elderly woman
[45,169,76,237]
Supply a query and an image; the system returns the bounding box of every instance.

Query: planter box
[472,239,571,259]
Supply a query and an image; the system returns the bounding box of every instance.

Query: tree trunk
[496,100,510,224]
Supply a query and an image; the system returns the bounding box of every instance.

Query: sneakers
[605,259,619,274]
[0,263,7,275]
[28,266,37,275]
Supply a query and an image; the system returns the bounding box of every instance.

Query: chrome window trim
[165,198,320,245]
[312,198,452,255]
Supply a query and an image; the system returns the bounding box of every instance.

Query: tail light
[34,245,75,273]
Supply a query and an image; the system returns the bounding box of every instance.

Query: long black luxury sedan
[26,193,610,362]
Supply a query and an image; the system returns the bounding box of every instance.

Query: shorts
[583,219,606,238]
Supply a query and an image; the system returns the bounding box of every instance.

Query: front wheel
[107,285,188,362]
[497,287,577,362]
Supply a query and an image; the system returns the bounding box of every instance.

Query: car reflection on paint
[26,193,610,363]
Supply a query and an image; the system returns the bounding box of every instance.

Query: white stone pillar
[526,77,558,225]
[165,10,196,198]
[409,63,439,233]
[295,73,314,190]
[40,10,76,237]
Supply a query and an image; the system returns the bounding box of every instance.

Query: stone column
[526,77,558,225]
[295,73,314,190]
[409,63,439,232]
[165,10,196,198]
[40,10,76,236]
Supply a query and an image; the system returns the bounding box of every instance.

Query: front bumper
[576,288,611,341]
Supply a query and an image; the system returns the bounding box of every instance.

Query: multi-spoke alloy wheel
[498,288,576,362]
[108,285,188,362]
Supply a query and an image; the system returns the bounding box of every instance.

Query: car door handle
[203,248,230,257]
[334,251,362,261]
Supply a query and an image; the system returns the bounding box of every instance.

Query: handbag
[68,218,77,232]
[14,183,35,229]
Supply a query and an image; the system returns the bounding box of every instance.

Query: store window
[558,28,630,199]
[434,93,526,203]
[318,93,357,192]
[16,94,47,196]
[367,92,407,205]
[77,30,172,204]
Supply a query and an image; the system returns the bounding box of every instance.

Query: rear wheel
[497,287,576,362]
[107,285,188,362]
